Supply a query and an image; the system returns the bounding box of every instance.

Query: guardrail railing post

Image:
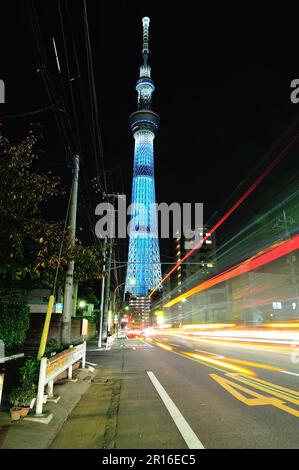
[68,365,72,379]
[47,380,54,399]
[36,357,47,415]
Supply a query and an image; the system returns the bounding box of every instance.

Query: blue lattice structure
[125,17,162,297]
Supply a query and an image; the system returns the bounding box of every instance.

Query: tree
[0,133,104,290]
[0,133,62,288]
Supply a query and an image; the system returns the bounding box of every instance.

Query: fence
[35,341,86,415]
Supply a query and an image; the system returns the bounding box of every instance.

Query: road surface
[53,333,299,449]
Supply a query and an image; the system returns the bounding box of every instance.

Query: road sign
[55,302,63,314]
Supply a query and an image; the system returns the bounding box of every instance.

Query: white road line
[85,361,98,367]
[281,370,299,377]
[88,348,105,352]
[142,340,154,348]
[194,349,224,359]
[168,342,180,347]
[146,371,205,449]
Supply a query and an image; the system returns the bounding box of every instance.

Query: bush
[0,290,30,353]
[20,358,39,386]
[9,387,22,408]
[9,384,35,408]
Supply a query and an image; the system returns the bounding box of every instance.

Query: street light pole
[112,282,125,336]
[113,282,126,317]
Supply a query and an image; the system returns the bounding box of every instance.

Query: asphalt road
[86,333,299,449]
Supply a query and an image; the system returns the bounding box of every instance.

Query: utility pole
[98,240,106,347]
[101,192,119,343]
[62,154,80,344]
[102,225,113,343]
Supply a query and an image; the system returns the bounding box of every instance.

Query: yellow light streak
[182,323,236,330]
[223,357,282,372]
[155,342,173,351]
[184,352,255,376]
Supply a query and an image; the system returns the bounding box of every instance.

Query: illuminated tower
[125,17,162,298]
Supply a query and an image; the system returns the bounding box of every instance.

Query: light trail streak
[155,342,173,351]
[183,352,255,376]
[149,132,299,297]
[147,330,297,353]
[220,357,283,372]
[164,234,299,307]
[182,323,236,330]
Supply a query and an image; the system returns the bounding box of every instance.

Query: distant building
[128,296,151,328]
[170,227,216,290]
[167,228,230,324]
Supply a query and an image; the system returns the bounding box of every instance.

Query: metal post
[62,155,80,344]
[102,214,114,343]
[98,241,106,348]
[37,295,55,360]
[113,282,125,335]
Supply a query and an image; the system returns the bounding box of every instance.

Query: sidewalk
[1,337,186,449]
[0,366,94,449]
[50,337,186,449]
[49,339,123,449]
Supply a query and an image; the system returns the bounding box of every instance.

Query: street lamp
[112,282,127,334]
[78,300,86,308]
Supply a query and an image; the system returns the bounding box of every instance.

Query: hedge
[0,290,30,353]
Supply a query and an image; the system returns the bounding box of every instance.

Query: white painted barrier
[0,373,4,407]
[106,334,115,350]
[35,341,86,415]
[0,353,24,363]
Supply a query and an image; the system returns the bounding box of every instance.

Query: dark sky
[1,2,299,273]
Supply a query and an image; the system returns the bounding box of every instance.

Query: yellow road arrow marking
[210,373,299,418]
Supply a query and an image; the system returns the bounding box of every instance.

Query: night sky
[1,2,299,276]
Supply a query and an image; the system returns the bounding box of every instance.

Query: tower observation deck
[125,17,162,298]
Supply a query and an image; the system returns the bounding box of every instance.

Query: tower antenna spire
[142,17,150,65]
